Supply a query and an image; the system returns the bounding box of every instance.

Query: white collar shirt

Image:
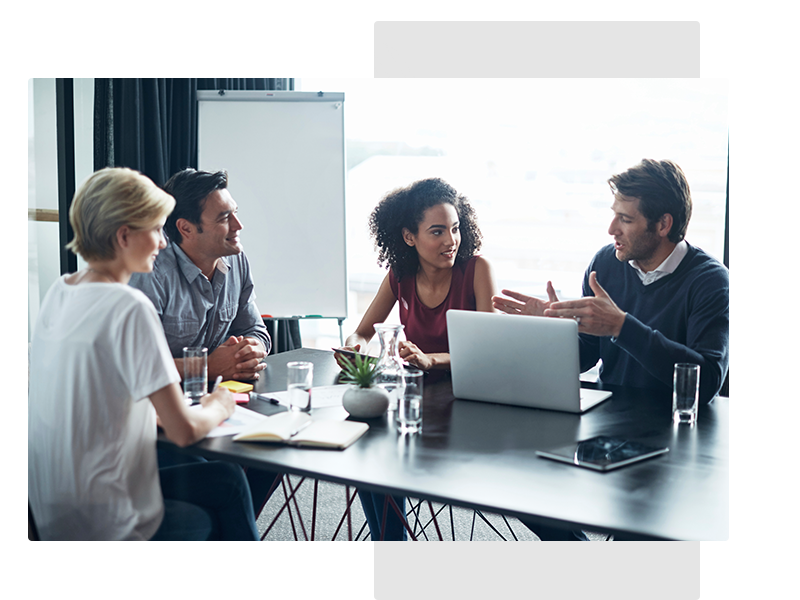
[629,240,688,285]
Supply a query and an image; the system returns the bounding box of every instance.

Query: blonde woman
[28,168,257,540]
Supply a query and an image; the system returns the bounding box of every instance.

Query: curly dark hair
[369,178,483,281]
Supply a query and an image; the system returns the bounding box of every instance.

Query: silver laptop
[446,310,612,413]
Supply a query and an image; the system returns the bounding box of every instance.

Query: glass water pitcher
[374,324,406,411]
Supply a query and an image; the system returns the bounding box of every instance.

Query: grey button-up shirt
[129,243,271,358]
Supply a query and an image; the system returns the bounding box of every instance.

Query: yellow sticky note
[219,381,254,393]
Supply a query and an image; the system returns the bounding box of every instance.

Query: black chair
[720,370,729,398]
[28,502,39,541]
[263,317,303,355]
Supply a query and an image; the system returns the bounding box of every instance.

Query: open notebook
[233,411,368,449]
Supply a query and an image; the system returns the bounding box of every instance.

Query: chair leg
[29,502,40,541]
[406,498,429,540]
[405,498,448,541]
[385,495,417,541]
[427,501,444,541]
[331,486,363,541]
[311,479,319,541]
[261,474,308,541]
[501,513,518,541]
[473,509,507,541]
[470,509,477,541]
[287,476,310,541]
[258,478,382,542]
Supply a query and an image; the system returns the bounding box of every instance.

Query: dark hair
[608,159,692,243]
[163,168,228,244]
[369,178,483,281]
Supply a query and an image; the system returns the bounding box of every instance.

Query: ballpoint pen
[288,420,312,438]
[249,391,282,405]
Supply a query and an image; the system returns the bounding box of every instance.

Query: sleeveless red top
[388,256,478,354]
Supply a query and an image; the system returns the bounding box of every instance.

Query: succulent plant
[338,353,380,389]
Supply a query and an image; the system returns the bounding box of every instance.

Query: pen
[249,392,282,405]
[212,375,223,392]
[289,421,312,438]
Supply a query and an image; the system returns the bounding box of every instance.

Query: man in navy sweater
[493,158,729,540]
[494,158,729,402]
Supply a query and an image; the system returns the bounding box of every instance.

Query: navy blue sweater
[579,243,729,403]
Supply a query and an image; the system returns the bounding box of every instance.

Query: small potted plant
[339,353,390,419]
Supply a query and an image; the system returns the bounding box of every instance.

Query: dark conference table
[159,348,728,541]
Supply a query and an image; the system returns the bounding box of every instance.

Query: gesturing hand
[543,272,626,337]
[492,281,559,316]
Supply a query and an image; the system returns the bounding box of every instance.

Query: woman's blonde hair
[66,168,175,262]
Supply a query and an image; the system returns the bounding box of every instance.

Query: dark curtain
[93,79,196,186]
[93,77,300,352]
[93,78,293,185]
[197,78,294,91]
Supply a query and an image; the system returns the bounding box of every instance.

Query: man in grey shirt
[130,168,270,382]
[131,168,277,515]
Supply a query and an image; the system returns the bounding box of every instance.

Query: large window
[296,79,728,353]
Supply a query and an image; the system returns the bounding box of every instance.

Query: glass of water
[397,368,423,433]
[183,346,208,405]
[673,363,700,424]
[287,361,313,412]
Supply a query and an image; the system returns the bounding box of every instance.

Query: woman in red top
[339,178,496,541]
[342,177,496,369]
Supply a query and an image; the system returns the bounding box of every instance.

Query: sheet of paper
[267,385,347,408]
[198,386,350,431]
[192,405,268,438]
[267,385,349,421]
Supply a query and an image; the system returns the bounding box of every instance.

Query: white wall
[28,78,93,341]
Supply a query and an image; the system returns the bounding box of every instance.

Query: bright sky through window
[295,78,727,349]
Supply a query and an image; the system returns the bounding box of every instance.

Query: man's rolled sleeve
[229,255,271,355]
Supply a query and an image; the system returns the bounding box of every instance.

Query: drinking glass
[673,363,700,424]
[287,361,313,412]
[397,368,423,433]
[183,347,208,405]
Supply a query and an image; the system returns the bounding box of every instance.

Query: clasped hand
[209,335,267,381]
[494,272,626,338]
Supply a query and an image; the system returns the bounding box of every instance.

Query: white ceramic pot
[342,385,390,419]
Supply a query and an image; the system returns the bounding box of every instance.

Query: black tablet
[332,348,374,362]
[536,435,669,472]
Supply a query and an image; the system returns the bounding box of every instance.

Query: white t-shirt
[28,276,180,540]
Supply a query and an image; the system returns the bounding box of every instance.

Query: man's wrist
[611,313,627,340]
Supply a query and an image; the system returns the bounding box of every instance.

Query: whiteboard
[197,91,347,319]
